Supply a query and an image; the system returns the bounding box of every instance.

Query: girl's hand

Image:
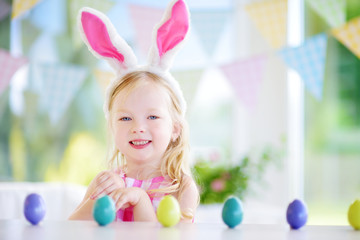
[109,187,157,221]
[109,187,145,210]
[89,170,125,200]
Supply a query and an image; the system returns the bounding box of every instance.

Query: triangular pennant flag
[172,69,204,108]
[278,33,327,100]
[245,0,287,49]
[0,0,11,21]
[191,9,230,57]
[29,0,66,35]
[129,4,163,58]
[38,63,88,124]
[21,20,41,56]
[69,0,114,48]
[93,69,113,96]
[28,33,59,63]
[332,16,360,59]
[12,0,42,19]
[0,49,28,96]
[220,55,268,110]
[306,0,345,28]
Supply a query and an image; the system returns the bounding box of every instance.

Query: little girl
[69,0,199,222]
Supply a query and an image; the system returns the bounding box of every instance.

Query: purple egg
[286,199,307,229]
[24,193,46,225]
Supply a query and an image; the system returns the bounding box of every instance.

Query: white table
[0,220,359,240]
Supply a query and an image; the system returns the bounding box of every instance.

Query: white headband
[77,0,190,118]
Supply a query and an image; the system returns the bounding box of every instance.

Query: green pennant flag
[21,20,41,56]
[68,0,114,48]
[172,69,204,111]
[306,0,346,28]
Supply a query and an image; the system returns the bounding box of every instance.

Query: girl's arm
[68,185,96,220]
[68,197,95,220]
[68,170,125,220]
[177,175,200,223]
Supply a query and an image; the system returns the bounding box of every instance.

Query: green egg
[157,195,181,227]
[348,199,360,230]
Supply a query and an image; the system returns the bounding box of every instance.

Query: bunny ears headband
[78,0,190,118]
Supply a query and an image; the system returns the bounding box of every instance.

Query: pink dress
[115,173,171,222]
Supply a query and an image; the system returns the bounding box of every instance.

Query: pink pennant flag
[129,4,163,57]
[220,55,268,110]
[0,49,28,95]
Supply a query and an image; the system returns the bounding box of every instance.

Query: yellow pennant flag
[245,0,287,49]
[94,69,113,96]
[332,17,360,59]
[12,0,41,19]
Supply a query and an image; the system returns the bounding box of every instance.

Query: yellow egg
[156,195,181,227]
[348,199,360,230]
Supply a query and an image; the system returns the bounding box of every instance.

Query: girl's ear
[172,121,182,142]
[148,0,190,71]
[78,7,137,73]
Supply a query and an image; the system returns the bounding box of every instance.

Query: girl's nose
[131,121,145,133]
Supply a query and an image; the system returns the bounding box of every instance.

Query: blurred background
[0,0,360,225]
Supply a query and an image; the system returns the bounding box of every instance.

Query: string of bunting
[2,0,360,122]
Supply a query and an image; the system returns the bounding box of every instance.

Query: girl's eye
[120,117,131,121]
[148,115,158,120]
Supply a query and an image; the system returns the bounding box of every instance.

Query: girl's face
[111,78,180,168]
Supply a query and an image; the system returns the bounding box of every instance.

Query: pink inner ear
[157,0,189,57]
[81,12,124,63]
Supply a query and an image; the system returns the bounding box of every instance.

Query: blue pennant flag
[191,9,230,58]
[278,33,328,100]
[36,63,88,124]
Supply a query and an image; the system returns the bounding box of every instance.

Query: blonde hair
[106,71,198,220]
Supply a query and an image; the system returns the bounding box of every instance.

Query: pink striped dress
[115,172,171,222]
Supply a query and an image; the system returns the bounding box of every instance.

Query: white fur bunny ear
[78,7,137,74]
[148,0,190,71]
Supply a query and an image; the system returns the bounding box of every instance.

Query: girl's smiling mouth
[130,140,151,149]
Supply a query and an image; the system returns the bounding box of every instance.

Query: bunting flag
[29,0,66,35]
[332,16,360,59]
[220,55,268,110]
[0,0,11,21]
[0,49,28,96]
[93,69,113,96]
[21,20,41,56]
[129,4,163,57]
[191,9,230,57]
[69,0,114,48]
[35,63,88,124]
[245,0,287,49]
[306,0,345,28]
[278,33,327,100]
[172,69,204,108]
[12,0,41,19]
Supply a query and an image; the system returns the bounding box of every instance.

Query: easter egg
[24,193,46,225]
[93,195,116,226]
[286,199,307,229]
[156,195,181,227]
[348,199,360,230]
[222,196,243,228]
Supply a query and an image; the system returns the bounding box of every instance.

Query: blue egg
[222,196,243,228]
[93,195,116,226]
[286,199,308,229]
[24,193,46,225]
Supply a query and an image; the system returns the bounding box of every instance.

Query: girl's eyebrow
[114,109,129,114]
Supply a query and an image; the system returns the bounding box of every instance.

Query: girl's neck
[125,163,162,180]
